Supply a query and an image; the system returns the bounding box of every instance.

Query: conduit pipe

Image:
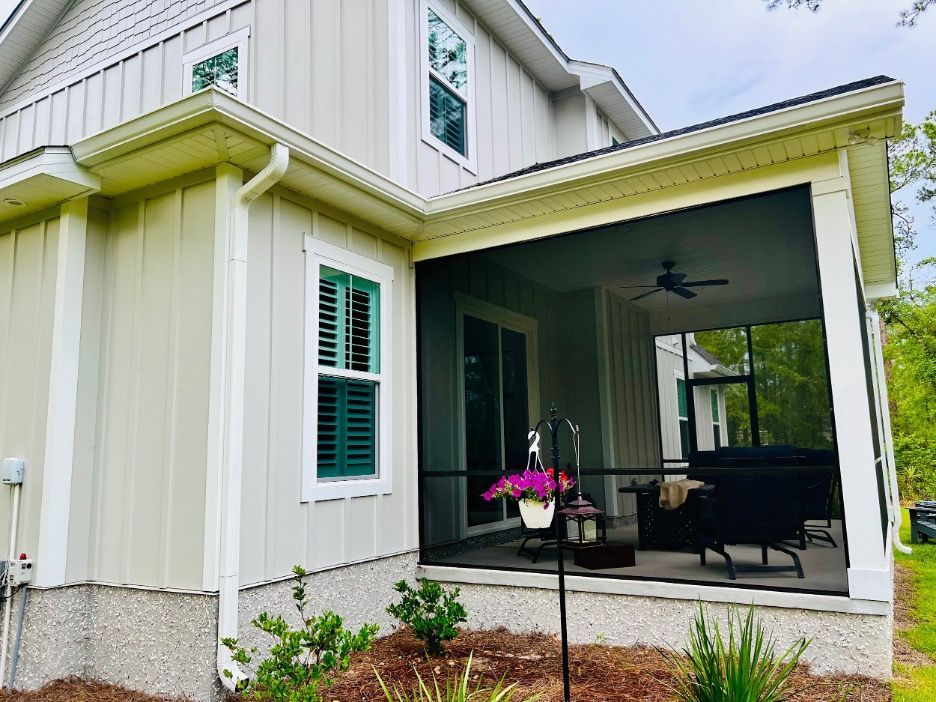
[0,481,22,684]
[216,143,289,690]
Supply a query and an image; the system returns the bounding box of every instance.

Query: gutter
[216,142,289,690]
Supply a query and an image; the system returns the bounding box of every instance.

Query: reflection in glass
[464,315,501,527]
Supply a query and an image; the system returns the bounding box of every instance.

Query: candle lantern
[559,494,606,547]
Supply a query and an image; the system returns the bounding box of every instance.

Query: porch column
[35,197,89,586]
[811,181,889,602]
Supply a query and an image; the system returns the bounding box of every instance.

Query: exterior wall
[451,581,891,677]
[65,179,216,589]
[0,0,567,197]
[408,0,557,194]
[0,212,59,565]
[14,584,218,700]
[600,289,660,516]
[238,189,418,585]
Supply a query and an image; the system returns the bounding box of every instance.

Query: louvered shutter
[429,76,467,156]
[316,265,380,479]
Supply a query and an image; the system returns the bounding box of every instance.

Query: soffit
[0,146,100,224]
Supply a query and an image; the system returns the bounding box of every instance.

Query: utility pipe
[0,483,22,684]
[216,143,289,691]
[7,586,28,690]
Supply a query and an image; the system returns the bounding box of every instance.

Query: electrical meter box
[1,458,24,485]
[7,559,32,586]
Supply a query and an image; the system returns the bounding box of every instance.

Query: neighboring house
[0,0,905,698]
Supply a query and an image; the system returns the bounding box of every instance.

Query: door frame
[455,294,540,537]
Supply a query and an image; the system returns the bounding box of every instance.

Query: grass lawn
[892,508,936,701]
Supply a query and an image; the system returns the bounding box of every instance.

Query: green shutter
[676,378,688,418]
[429,76,467,156]
[319,265,379,373]
[317,377,376,479]
[710,389,720,422]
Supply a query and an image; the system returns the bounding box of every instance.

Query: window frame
[302,236,394,502]
[710,388,722,448]
[675,372,690,460]
[182,27,250,99]
[420,0,477,171]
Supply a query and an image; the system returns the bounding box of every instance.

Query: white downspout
[216,143,289,690]
[869,306,911,555]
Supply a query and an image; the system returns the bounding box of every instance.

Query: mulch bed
[324,627,891,702]
[0,629,891,702]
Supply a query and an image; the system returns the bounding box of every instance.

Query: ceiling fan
[621,261,729,301]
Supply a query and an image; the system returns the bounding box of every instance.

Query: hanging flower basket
[482,468,573,529]
[518,497,556,528]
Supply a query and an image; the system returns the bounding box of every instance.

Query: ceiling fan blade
[681,279,729,287]
[672,286,697,299]
[619,285,662,289]
[630,288,663,301]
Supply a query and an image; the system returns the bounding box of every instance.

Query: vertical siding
[0,215,59,563]
[239,192,418,585]
[83,180,214,589]
[602,290,660,515]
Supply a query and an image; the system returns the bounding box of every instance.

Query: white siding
[73,180,215,589]
[238,190,418,585]
[0,213,59,564]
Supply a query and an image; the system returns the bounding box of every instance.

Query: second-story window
[424,5,473,164]
[183,28,249,100]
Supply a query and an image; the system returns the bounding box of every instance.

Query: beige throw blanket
[658,479,705,511]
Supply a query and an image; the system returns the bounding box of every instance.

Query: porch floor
[434,521,848,593]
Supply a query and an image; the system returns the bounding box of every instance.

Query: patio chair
[797,448,839,549]
[909,503,936,544]
[695,473,805,580]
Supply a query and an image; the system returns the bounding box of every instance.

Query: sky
[525,0,936,269]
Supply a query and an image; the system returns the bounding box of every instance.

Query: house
[0,0,904,698]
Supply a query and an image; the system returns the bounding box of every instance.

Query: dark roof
[455,75,896,192]
[690,344,725,368]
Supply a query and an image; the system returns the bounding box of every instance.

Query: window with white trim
[422,3,474,164]
[676,376,690,459]
[710,389,722,449]
[183,28,249,99]
[303,237,393,501]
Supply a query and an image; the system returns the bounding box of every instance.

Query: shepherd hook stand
[530,405,583,702]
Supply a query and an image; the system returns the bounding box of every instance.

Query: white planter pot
[518,498,555,529]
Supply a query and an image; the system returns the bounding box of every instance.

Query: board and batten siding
[238,190,418,586]
[66,180,215,590]
[0,213,59,564]
[600,289,660,516]
[408,0,557,195]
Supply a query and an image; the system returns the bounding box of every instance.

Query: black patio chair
[696,473,805,580]
[795,449,839,549]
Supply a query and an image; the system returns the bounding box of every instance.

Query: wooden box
[574,543,636,569]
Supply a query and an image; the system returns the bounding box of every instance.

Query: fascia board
[72,89,428,221]
[425,81,904,220]
[569,59,659,136]
[0,145,100,191]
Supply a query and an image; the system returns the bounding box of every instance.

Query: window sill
[303,477,392,502]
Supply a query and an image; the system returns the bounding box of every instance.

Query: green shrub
[375,654,534,702]
[387,579,467,656]
[222,565,378,701]
[663,603,810,702]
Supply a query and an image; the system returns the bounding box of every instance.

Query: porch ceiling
[481,187,821,334]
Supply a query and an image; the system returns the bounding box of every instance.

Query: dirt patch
[324,628,890,702]
[893,562,935,669]
[0,678,190,702]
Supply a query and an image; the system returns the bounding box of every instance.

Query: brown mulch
[0,678,190,702]
[324,627,890,702]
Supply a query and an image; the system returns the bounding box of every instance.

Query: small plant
[375,654,535,702]
[663,602,810,702]
[387,578,468,656]
[223,565,378,701]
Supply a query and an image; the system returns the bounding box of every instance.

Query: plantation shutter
[317,265,380,479]
[429,77,467,156]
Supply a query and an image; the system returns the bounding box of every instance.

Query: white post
[35,197,89,587]
[811,182,889,601]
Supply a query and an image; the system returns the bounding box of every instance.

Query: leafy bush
[387,579,467,656]
[223,565,378,701]
[663,603,809,702]
[375,654,534,702]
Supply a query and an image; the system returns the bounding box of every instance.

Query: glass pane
[676,378,688,418]
[319,266,380,373]
[723,382,753,447]
[429,76,467,156]
[678,419,689,459]
[501,328,529,521]
[693,328,749,375]
[428,9,467,94]
[317,377,376,479]
[710,389,719,422]
[751,320,833,449]
[192,47,239,95]
[318,266,348,369]
[464,315,502,527]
